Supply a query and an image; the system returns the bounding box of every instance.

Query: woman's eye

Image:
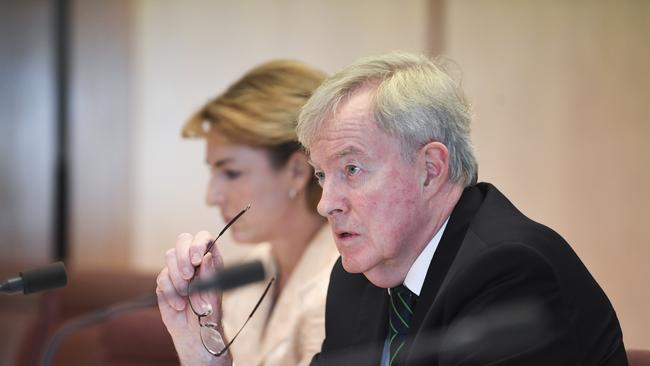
[224,170,242,180]
[345,165,360,176]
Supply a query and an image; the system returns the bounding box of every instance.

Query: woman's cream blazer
[222,225,338,366]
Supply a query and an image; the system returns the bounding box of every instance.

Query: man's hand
[156,231,233,366]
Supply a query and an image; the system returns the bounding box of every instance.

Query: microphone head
[190,261,266,293]
[20,261,68,294]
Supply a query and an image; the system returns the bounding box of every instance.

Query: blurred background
[1,0,648,364]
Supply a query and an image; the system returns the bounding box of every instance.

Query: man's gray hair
[297,52,478,187]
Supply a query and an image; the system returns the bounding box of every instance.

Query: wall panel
[446,0,650,349]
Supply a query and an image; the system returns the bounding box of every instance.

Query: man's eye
[345,165,360,176]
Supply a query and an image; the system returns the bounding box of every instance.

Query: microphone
[1,261,68,295]
[189,260,265,293]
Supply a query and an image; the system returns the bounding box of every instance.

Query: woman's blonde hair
[183,60,327,211]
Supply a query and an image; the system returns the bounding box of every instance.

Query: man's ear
[420,142,449,191]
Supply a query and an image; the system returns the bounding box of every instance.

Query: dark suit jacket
[310,183,627,366]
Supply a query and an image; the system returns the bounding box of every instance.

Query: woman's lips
[336,231,360,241]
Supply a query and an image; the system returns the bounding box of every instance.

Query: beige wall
[127,0,433,271]
[446,0,650,349]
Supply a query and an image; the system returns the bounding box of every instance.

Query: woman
[155,60,338,366]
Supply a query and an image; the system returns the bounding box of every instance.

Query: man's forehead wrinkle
[310,134,367,166]
[335,145,366,158]
[326,96,373,129]
[312,120,369,155]
[315,128,369,153]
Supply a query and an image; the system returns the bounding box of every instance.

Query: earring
[289,189,297,200]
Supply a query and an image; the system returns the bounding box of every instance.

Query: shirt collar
[402,217,449,296]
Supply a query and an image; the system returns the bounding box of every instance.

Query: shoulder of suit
[470,182,569,251]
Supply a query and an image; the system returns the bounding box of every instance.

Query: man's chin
[339,257,394,288]
[358,264,404,289]
[363,272,402,289]
[340,256,365,274]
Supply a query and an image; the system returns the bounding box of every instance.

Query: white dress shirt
[381,217,450,365]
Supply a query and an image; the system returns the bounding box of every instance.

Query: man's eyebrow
[308,146,365,169]
[335,146,364,158]
[206,157,234,167]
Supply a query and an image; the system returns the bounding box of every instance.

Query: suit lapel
[347,281,388,365]
[357,282,389,344]
[403,184,485,364]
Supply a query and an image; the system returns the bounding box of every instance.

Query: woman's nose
[205,177,226,207]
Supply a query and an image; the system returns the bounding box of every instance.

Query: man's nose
[317,180,346,218]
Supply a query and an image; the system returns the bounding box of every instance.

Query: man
[296,52,627,365]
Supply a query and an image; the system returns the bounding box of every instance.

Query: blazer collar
[258,224,339,361]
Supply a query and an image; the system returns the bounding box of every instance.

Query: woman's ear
[286,151,312,191]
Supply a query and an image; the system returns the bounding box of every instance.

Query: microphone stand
[40,293,157,366]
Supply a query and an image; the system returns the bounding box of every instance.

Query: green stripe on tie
[387,285,417,365]
[397,292,414,315]
[391,296,409,328]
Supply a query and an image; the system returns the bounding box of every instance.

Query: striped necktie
[387,284,417,365]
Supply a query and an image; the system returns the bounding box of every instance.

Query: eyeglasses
[186,204,275,357]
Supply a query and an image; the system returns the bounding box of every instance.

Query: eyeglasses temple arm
[214,277,274,357]
[205,204,251,254]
